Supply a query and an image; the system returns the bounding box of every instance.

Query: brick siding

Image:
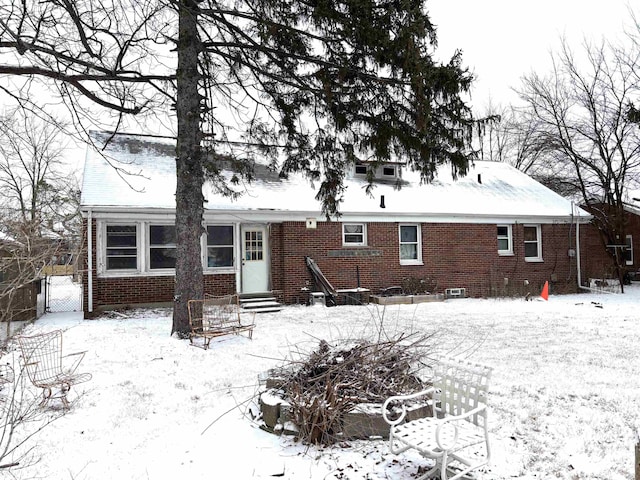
[83,217,595,317]
[271,221,582,303]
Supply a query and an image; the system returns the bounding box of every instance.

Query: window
[354,162,367,175]
[497,225,513,255]
[149,225,176,269]
[342,223,366,246]
[625,234,633,265]
[382,166,396,177]
[244,230,263,261]
[207,225,234,267]
[399,224,422,264]
[106,225,138,270]
[524,225,542,261]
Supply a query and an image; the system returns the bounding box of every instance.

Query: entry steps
[239,293,283,313]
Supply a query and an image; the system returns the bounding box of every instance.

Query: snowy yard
[3,286,640,479]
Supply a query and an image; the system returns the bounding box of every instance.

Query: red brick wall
[83,217,592,315]
[580,209,640,280]
[271,221,582,303]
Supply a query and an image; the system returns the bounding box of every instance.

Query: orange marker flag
[541,281,549,301]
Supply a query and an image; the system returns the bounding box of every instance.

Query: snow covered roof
[80,132,591,224]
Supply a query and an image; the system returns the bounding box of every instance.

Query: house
[578,201,640,284]
[79,132,593,317]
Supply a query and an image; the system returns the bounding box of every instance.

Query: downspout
[87,208,93,313]
[575,203,582,288]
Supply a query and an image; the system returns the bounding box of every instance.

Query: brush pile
[265,333,434,445]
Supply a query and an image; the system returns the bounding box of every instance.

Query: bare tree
[517,38,640,288]
[0,1,478,335]
[476,102,549,175]
[0,358,68,472]
[0,109,78,233]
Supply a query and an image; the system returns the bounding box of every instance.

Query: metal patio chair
[17,330,92,408]
[383,356,493,480]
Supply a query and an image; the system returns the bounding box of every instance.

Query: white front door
[241,225,269,293]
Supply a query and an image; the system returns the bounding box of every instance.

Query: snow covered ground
[3,286,640,479]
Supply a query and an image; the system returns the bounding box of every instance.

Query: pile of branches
[273,333,434,445]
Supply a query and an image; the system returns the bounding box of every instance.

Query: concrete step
[239,294,283,313]
[246,306,283,313]
[240,297,277,305]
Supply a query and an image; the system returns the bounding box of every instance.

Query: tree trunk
[172,0,204,337]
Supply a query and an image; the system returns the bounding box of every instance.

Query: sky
[3,276,639,479]
[428,0,636,110]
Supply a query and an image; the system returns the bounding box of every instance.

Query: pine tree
[0,0,477,335]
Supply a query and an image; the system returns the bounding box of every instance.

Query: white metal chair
[382,356,492,480]
[17,330,92,408]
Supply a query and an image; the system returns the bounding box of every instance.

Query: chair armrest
[62,351,87,375]
[382,387,435,426]
[435,404,487,450]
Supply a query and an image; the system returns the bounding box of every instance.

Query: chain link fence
[46,275,82,313]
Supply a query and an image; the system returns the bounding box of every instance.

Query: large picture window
[149,225,176,269]
[106,225,137,270]
[497,225,513,255]
[207,225,234,268]
[399,224,421,264]
[342,223,366,246]
[524,225,542,262]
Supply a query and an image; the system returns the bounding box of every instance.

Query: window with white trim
[399,224,422,264]
[207,225,234,268]
[342,223,367,246]
[625,234,633,265]
[149,225,176,269]
[354,162,368,175]
[524,225,542,261]
[105,225,138,270]
[382,165,397,177]
[497,225,513,255]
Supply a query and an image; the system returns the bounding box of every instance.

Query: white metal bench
[382,356,492,480]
